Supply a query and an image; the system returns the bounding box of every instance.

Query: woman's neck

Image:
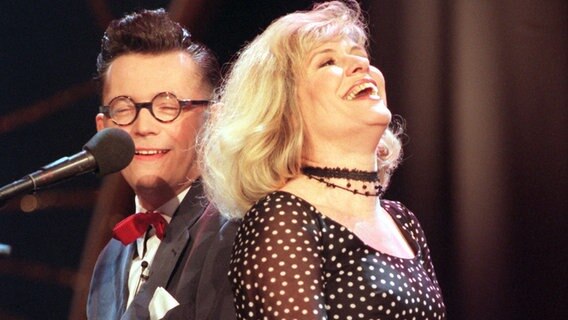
[282,175,380,220]
[301,153,378,172]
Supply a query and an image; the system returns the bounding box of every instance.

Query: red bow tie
[112,211,168,245]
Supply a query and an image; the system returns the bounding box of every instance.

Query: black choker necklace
[301,166,383,197]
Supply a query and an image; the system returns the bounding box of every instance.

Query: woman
[201,1,446,319]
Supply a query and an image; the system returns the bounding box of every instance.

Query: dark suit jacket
[86,180,239,320]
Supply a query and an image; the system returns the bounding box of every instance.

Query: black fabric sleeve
[229,192,329,320]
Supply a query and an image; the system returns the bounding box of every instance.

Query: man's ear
[211,102,223,111]
[209,102,224,120]
[95,114,106,131]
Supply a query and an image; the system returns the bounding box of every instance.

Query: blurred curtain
[369,0,567,319]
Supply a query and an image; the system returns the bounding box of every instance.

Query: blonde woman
[201,1,446,319]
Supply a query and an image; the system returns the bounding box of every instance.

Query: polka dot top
[229,191,446,320]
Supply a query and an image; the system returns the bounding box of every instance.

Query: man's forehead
[102,52,206,101]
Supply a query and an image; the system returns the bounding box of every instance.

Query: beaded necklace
[301,166,383,197]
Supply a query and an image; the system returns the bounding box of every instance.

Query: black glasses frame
[99,92,212,126]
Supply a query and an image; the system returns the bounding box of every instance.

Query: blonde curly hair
[200,0,402,219]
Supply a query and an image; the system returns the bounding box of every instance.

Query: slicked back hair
[96,8,220,93]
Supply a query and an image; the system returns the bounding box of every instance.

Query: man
[87,9,238,319]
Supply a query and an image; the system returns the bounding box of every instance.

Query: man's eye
[112,105,134,114]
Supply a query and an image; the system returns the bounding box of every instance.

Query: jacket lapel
[88,239,135,319]
[116,243,135,316]
[123,180,207,319]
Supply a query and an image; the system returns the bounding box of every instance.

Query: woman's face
[296,37,391,147]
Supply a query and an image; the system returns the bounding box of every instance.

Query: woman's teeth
[345,83,379,101]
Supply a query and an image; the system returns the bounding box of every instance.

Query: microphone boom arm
[0,151,96,203]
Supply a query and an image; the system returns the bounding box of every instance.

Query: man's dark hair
[96,8,220,92]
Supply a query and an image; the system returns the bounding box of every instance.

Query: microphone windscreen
[83,128,135,176]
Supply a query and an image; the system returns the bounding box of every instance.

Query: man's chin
[128,176,172,194]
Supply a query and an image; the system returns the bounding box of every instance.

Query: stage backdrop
[0,1,565,319]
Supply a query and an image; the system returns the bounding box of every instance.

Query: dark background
[0,1,566,319]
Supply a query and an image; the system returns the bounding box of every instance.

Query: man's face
[96,51,211,208]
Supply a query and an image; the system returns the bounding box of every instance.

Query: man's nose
[132,108,159,135]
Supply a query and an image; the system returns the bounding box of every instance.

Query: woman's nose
[345,55,370,75]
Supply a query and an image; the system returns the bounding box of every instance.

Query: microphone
[135,260,150,293]
[140,260,150,280]
[0,128,134,203]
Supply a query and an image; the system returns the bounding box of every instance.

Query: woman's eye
[320,59,335,67]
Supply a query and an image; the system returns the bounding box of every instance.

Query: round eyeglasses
[99,92,212,126]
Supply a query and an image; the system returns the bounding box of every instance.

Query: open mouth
[345,82,379,101]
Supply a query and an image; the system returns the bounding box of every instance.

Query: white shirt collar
[134,187,191,223]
